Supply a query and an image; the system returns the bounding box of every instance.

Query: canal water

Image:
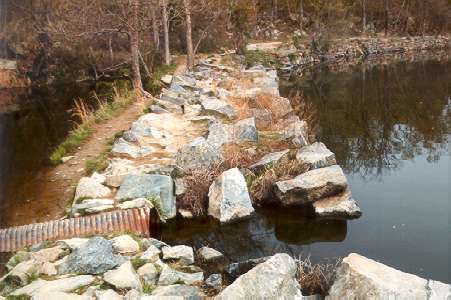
[162,57,451,283]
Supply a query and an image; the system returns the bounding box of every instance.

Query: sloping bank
[1,57,449,298]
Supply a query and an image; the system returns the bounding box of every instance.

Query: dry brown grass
[288,91,317,140]
[178,146,261,216]
[296,256,342,296]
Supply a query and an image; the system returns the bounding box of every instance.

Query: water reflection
[281,59,451,178]
[161,210,347,262]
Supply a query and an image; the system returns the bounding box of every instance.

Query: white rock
[296,142,336,169]
[111,235,140,254]
[138,263,159,285]
[217,253,302,298]
[162,245,194,265]
[90,172,106,184]
[208,168,254,223]
[32,291,94,300]
[95,289,123,300]
[161,74,173,84]
[103,261,142,291]
[158,264,203,286]
[11,275,95,296]
[313,189,362,219]
[140,245,161,261]
[327,253,451,300]
[58,238,89,250]
[104,158,136,187]
[74,177,110,201]
[198,247,224,262]
[61,156,75,163]
[118,198,153,210]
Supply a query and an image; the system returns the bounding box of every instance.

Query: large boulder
[297,142,337,169]
[327,253,451,300]
[313,189,362,219]
[208,168,255,223]
[201,97,236,119]
[206,118,258,148]
[162,245,195,265]
[74,177,110,201]
[249,149,289,173]
[175,137,223,171]
[217,253,302,298]
[274,165,348,206]
[59,237,124,275]
[115,174,176,219]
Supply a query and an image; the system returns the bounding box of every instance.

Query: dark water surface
[163,58,451,283]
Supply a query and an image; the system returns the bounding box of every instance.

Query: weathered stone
[174,178,186,196]
[111,235,140,254]
[74,177,110,201]
[95,289,123,300]
[217,253,302,298]
[282,117,309,146]
[71,199,114,215]
[327,253,451,300]
[118,198,154,210]
[233,118,258,143]
[90,172,106,184]
[201,97,236,119]
[267,96,294,120]
[11,275,95,296]
[103,261,142,291]
[116,174,176,219]
[150,284,204,298]
[149,104,170,114]
[205,274,222,289]
[59,237,124,275]
[246,42,283,52]
[162,245,195,265]
[104,158,136,187]
[1,259,39,286]
[31,245,68,263]
[225,257,269,281]
[138,263,159,285]
[198,247,224,262]
[158,264,203,286]
[297,142,337,169]
[124,289,141,300]
[32,291,94,300]
[130,114,164,138]
[178,209,194,219]
[249,108,272,129]
[58,238,88,250]
[175,137,223,171]
[111,138,141,158]
[274,165,348,206]
[208,168,254,223]
[161,74,173,85]
[249,149,289,173]
[313,190,362,219]
[140,245,161,262]
[206,121,231,148]
[141,238,168,250]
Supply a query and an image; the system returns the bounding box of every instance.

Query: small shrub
[131,257,147,270]
[243,50,275,68]
[142,283,155,294]
[145,64,177,95]
[296,256,342,296]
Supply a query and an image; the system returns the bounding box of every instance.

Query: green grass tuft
[131,257,147,270]
[244,50,277,68]
[144,64,177,95]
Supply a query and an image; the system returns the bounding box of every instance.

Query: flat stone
[111,138,141,158]
[217,253,302,298]
[150,104,170,114]
[141,238,168,250]
[201,97,236,119]
[161,74,173,84]
[249,149,289,173]
[71,199,114,215]
[198,247,224,262]
[162,245,194,265]
[226,257,269,281]
[74,177,110,201]
[282,117,309,146]
[103,261,142,291]
[59,237,124,275]
[11,275,95,296]
[175,137,223,172]
[32,291,94,300]
[149,284,204,298]
[111,235,140,254]
[249,108,272,129]
[116,174,176,219]
[118,198,154,210]
[208,168,254,223]
[58,238,89,250]
[233,118,258,143]
[140,245,161,261]
[104,158,136,187]
[313,189,362,219]
[130,114,164,138]
[95,289,123,300]
[31,245,68,263]
[158,264,203,286]
[327,253,451,300]
[138,263,159,285]
[274,165,348,206]
[296,142,336,169]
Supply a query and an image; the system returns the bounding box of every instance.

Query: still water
[162,58,450,283]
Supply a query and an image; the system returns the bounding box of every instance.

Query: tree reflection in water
[281,58,451,178]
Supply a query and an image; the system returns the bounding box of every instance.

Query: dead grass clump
[250,156,309,203]
[178,147,261,216]
[296,256,342,296]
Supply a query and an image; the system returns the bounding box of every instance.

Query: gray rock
[217,253,302,298]
[150,105,170,114]
[313,189,362,219]
[141,238,168,250]
[172,74,197,89]
[158,265,203,286]
[111,235,140,254]
[59,237,124,275]
[249,149,289,173]
[206,118,258,148]
[205,274,222,289]
[150,284,204,299]
[130,114,163,138]
[201,97,236,119]
[206,121,231,148]
[118,198,154,210]
[161,74,173,85]
[208,168,254,223]
[282,117,309,146]
[74,177,110,201]
[103,261,142,291]
[71,199,114,215]
[58,238,88,250]
[274,165,348,206]
[140,245,161,262]
[162,245,194,265]
[11,275,95,296]
[232,118,258,143]
[175,137,223,171]
[327,253,451,300]
[138,263,159,285]
[297,142,336,169]
[249,108,272,129]
[198,247,224,262]
[226,257,269,281]
[104,158,136,188]
[111,138,141,158]
[174,178,186,196]
[116,174,176,219]
[95,289,123,300]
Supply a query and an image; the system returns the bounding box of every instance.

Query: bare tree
[384,0,389,36]
[151,3,160,50]
[161,0,171,65]
[362,0,366,33]
[183,0,194,69]
[130,0,143,91]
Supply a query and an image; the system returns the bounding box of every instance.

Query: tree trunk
[384,0,389,36]
[299,0,304,31]
[183,0,194,69]
[151,5,160,50]
[130,0,143,91]
[362,0,366,33]
[161,1,171,65]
